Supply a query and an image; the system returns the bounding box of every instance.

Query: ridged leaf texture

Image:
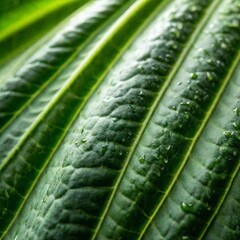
[0,0,240,239]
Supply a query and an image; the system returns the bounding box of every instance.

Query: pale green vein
[0,0,165,237]
[139,35,240,239]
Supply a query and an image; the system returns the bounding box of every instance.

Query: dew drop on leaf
[207,58,213,64]
[163,158,168,163]
[178,123,183,128]
[233,107,240,116]
[101,144,107,154]
[229,19,239,28]
[181,202,193,213]
[207,72,213,81]
[139,155,145,164]
[206,203,211,211]
[166,145,171,151]
[220,42,227,49]
[137,65,144,73]
[209,23,215,29]
[232,150,237,156]
[224,131,232,138]
[184,112,190,119]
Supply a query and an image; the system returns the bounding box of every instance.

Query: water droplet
[209,23,215,29]
[229,19,239,28]
[176,22,183,30]
[128,131,133,136]
[137,65,144,73]
[166,145,171,151]
[233,107,240,116]
[207,59,215,66]
[173,44,178,49]
[163,158,168,163]
[224,131,232,138]
[101,144,107,154]
[75,141,78,145]
[221,42,227,49]
[190,5,197,12]
[232,122,237,128]
[177,81,182,85]
[233,150,237,156]
[184,112,190,119]
[207,72,213,81]
[82,138,87,143]
[178,123,183,128]
[151,66,156,71]
[206,203,212,211]
[191,72,198,80]
[194,95,199,100]
[181,202,193,213]
[139,155,145,164]
[171,28,180,38]
[139,91,143,96]
[172,105,177,110]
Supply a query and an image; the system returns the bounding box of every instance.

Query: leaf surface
[0,0,240,239]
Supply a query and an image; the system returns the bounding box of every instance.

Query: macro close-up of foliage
[0,0,240,239]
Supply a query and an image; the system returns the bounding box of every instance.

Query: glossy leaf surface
[0,0,239,239]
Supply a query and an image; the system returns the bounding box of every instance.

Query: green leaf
[0,0,239,239]
[0,0,90,65]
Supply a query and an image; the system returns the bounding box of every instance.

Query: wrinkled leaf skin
[0,0,136,235]
[0,0,240,240]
